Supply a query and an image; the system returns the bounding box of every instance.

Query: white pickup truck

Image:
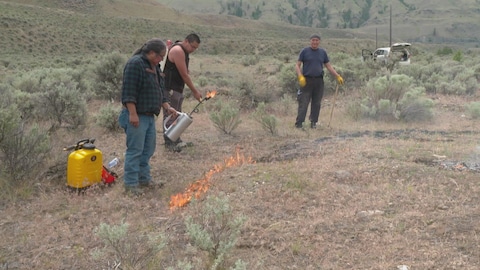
[362,42,412,66]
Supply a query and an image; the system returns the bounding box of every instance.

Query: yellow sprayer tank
[67,141,103,188]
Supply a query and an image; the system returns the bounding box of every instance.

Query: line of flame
[169,148,254,210]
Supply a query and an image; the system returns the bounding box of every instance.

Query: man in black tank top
[163,33,202,152]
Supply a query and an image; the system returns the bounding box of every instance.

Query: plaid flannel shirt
[121,54,167,115]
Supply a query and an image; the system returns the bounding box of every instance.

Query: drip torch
[164,90,217,142]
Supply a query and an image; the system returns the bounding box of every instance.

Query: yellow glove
[336,75,344,85]
[298,75,306,87]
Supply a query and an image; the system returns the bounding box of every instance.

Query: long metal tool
[189,90,217,115]
[164,90,217,142]
[327,84,340,128]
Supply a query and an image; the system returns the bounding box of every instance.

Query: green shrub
[0,105,21,147]
[345,99,364,120]
[277,94,294,116]
[369,74,412,104]
[441,61,467,81]
[71,67,95,100]
[253,102,278,135]
[12,90,37,123]
[185,194,246,270]
[352,75,433,122]
[453,51,463,62]
[95,103,122,131]
[455,69,477,95]
[0,106,50,182]
[395,60,478,96]
[423,73,445,94]
[92,52,126,101]
[93,221,166,270]
[466,102,480,119]
[37,80,88,130]
[377,99,396,120]
[232,74,277,108]
[437,81,466,95]
[396,64,425,81]
[231,76,256,109]
[12,67,93,98]
[14,75,37,93]
[240,55,259,66]
[437,47,453,56]
[10,68,89,130]
[278,63,297,97]
[397,87,434,122]
[209,99,242,135]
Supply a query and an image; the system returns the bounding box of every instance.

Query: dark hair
[185,33,201,44]
[132,38,166,56]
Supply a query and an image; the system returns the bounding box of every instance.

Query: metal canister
[164,112,193,142]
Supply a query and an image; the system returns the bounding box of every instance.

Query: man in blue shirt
[295,34,344,129]
[119,38,177,196]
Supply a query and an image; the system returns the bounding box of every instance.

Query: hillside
[0,0,378,67]
[157,0,480,46]
[2,0,477,64]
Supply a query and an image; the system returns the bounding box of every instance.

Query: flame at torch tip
[205,90,217,99]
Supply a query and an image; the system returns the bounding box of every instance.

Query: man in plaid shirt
[119,38,177,196]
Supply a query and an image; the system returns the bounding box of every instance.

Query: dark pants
[163,89,184,142]
[295,76,324,126]
[163,89,184,125]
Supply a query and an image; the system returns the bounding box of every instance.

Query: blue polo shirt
[298,47,330,77]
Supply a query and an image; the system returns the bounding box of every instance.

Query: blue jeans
[119,109,156,187]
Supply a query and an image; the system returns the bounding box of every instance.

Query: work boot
[164,136,182,152]
[165,143,182,153]
[139,181,165,189]
[177,141,194,148]
[124,185,144,197]
[311,122,317,129]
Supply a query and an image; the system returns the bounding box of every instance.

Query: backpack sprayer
[63,138,116,189]
[164,90,217,142]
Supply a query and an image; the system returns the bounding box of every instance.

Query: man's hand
[166,106,177,116]
[298,75,306,87]
[129,114,140,128]
[192,90,202,102]
[336,75,344,85]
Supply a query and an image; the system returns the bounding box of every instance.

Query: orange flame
[205,90,217,99]
[169,147,254,210]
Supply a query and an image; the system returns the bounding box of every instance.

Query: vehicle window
[374,50,385,56]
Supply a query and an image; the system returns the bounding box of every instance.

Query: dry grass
[2,92,480,269]
[2,1,480,269]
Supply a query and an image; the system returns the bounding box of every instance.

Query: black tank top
[164,43,189,93]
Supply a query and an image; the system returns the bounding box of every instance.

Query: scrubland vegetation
[2,47,479,186]
[1,1,480,269]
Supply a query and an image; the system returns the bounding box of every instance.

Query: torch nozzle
[189,90,217,115]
